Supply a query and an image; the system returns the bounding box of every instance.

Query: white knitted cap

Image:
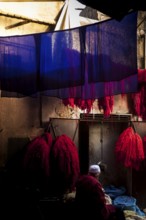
[89,164,101,175]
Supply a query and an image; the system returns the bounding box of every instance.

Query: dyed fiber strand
[62,98,95,113]
[23,132,53,177]
[51,134,80,193]
[98,96,114,117]
[115,126,144,170]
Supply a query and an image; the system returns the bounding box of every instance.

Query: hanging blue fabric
[40,28,85,91]
[86,11,138,83]
[0,11,138,98]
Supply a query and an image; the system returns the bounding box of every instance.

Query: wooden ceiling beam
[0,9,55,26]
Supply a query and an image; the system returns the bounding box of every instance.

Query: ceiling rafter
[0,9,55,29]
[5,20,30,30]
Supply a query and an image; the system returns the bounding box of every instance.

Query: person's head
[88,164,101,179]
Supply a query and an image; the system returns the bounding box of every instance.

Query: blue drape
[40,29,85,91]
[85,12,137,82]
[0,11,138,98]
[0,35,38,95]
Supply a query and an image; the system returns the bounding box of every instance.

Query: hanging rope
[100,121,104,161]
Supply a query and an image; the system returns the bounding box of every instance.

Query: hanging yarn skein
[115,126,145,170]
[50,134,80,195]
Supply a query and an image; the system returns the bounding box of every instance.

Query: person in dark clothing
[75,163,124,220]
[75,173,117,220]
[89,164,112,205]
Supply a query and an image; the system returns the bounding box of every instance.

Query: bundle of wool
[50,134,80,195]
[98,96,114,117]
[23,132,53,177]
[138,69,146,83]
[62,98,75,108]
[131,87,144,119]
[130,69,146,120]
[140,136,146,169]
[115,127,145,170]
[131,91,141,117]
[74,98,95,113]
[142,136,146,157]
[62,98,95,113]
[140,85,146,120]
